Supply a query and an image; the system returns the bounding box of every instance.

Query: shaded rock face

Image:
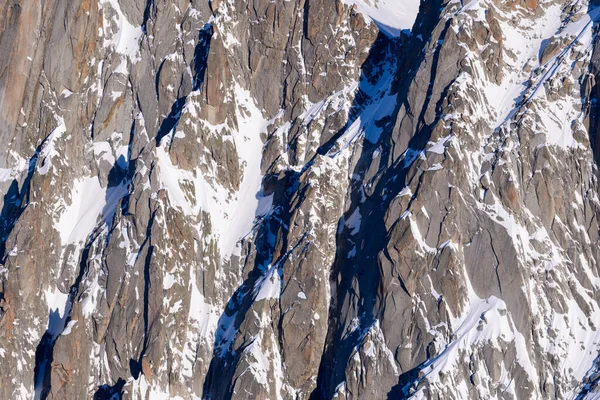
[2,0,600,399]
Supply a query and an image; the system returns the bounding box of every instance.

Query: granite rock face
[2,0,600,399]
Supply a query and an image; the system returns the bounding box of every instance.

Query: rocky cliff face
[2,0,600,398]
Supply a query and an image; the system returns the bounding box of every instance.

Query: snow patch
[56,177,127,246]
[342,0,420,36]
[156,85,270,259]
[345,208,362,235]
[100,0,143,61]
[38,117,66,175]
[254,266,281,302]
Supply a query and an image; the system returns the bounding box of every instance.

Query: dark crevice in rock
[576,355,600,399]
[118,120,138,217]
[488,231,503,295]
[0,144,40,263]
[315,39,398,158]
[310,31,400,400]
[130,208,156,380]
[154,22,211,147]
[311,0,458,396]
[388,368,420,399]
[202,169,302,399]
[155,58,167,103]
[0,180,20,261]
[92,377,126,400]
[33,236,96,399]
[33,157,131,399]
[192,23,212,90]
[141,0,155,35]
[140,243,154,358]
[33,332,54,399]
[302,0,310,41]
[154,96,186,146]
[585,3,600,165]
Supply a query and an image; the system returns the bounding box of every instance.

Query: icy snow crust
[342,0,421,36]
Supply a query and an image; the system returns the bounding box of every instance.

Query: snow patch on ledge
[342,0,420,36]
[56,176,127,246]
[100,0,143,61]
[56,177,106,246]
[156,85,270,259]
[38,116,66,175]
[254,265,281,302]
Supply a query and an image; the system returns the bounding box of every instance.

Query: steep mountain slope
[2,0,600,399]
